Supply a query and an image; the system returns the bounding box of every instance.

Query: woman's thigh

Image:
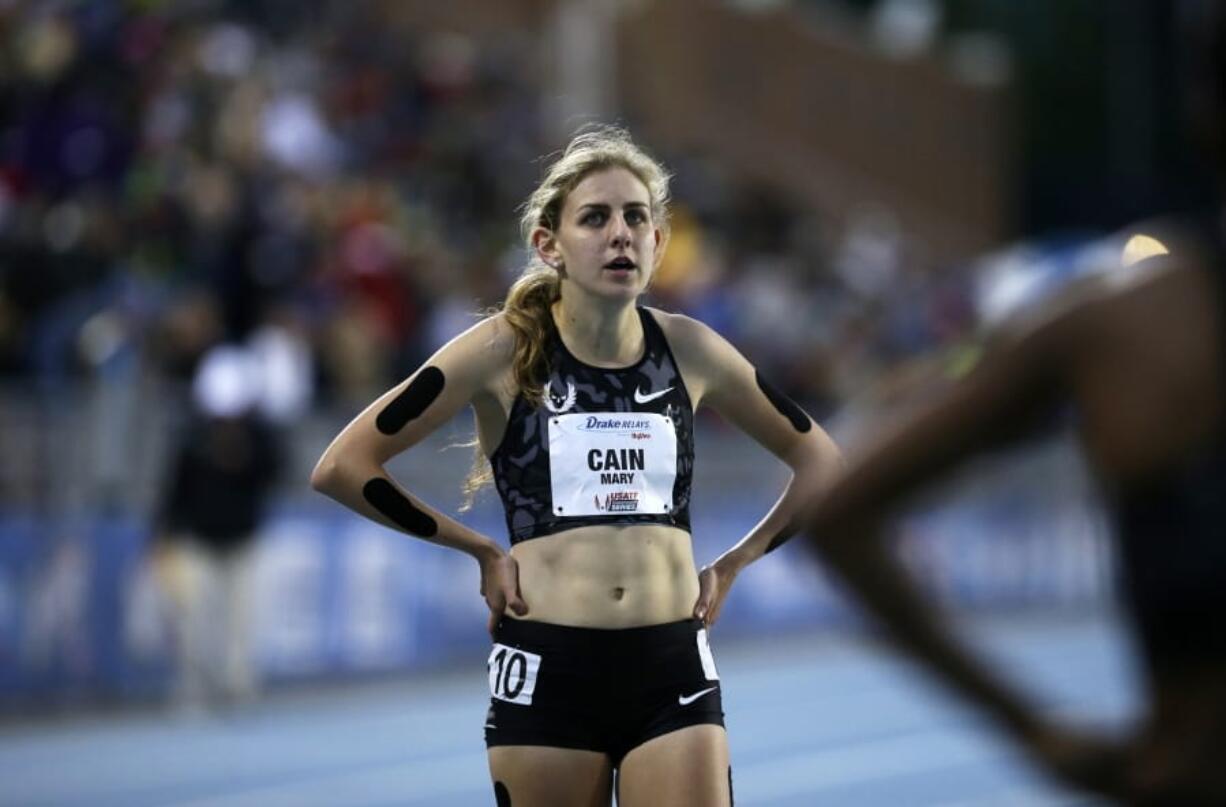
[488,745,614,807]
[617,725,731,807]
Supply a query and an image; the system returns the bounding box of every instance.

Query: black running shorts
[483,617,725,765]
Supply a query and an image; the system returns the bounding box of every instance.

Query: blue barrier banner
[0,489,1111,704]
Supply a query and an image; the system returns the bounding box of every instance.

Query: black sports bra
[489,307,695,545]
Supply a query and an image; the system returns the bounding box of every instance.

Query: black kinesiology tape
[755,370,811,433]
[764,519,800,554]
[375,366,445,435]
[362,478,438,537]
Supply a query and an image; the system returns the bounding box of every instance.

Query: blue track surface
[0,614,1137,806]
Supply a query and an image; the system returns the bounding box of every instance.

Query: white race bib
[547,412,678,518]
[488,643,541,705]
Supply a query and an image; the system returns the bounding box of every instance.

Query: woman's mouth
[603,257,637,274]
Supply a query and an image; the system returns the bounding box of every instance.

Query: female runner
[312,126,841,806]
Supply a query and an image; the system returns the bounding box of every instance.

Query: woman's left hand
[693,556,741,628]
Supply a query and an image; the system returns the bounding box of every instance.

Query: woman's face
[537,166,662,304]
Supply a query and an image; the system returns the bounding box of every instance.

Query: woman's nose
[609,217,631,247]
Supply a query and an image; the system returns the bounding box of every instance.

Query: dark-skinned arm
[804,310,1070,743]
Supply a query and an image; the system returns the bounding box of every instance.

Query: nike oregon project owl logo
[544,380,577,414]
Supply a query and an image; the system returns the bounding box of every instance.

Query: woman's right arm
[310,315,528,623]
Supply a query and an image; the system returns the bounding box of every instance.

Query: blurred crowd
[0,0,979,425]
[0,0,1121,713]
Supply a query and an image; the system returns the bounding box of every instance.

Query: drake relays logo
[578,416,652,435]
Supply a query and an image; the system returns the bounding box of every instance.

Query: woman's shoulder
[642,307,741,388]
[644,306,715,344]
[645,307,732,359]
[474,311,517,352]
[434,312,516,377]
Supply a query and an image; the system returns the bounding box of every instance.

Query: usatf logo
[593,491,640,512]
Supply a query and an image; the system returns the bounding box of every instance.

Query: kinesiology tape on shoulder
[755,370,811,433]
[376,367,445,435]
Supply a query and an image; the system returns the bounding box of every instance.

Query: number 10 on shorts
[487,644,542,705]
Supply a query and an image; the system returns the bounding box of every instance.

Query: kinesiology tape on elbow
[765,518,800,554]
[362,478,439,537]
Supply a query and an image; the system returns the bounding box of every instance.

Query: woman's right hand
[479,549,529,636]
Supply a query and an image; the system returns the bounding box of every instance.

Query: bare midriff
[508,524,700,628]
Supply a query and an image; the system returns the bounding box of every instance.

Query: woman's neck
[552,294,644,368]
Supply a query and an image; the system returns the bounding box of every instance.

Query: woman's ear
[652,226,668,268]
[532,227,562,269]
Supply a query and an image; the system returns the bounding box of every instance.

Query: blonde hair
[460,125,673,510]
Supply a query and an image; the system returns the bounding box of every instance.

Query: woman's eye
[582,211,607,226]
[626,210,647,225]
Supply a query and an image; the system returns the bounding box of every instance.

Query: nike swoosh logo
[634,386,674,404]
[678,686,717,706]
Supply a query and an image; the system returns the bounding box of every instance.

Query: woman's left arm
[660,312,842,626]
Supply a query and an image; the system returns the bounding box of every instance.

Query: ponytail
[458,269,560,511]
[502,268,562,408]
